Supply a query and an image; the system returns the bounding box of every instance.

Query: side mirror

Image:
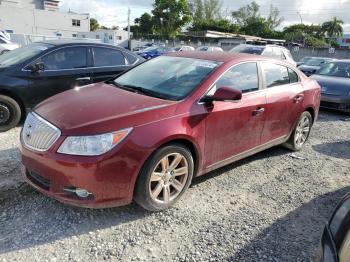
[203,87,242,103]
[30,62,44,73]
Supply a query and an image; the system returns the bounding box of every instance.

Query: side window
[93,47,126,67]
[41,47,87,70]
[262,62,290,88]
[124,52,138,64]
[215,63,259,93]
[274,48,286,60]
[288,68,299,83]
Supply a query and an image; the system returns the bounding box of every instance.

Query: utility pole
[297,12,303,24]
[127,7,131,50]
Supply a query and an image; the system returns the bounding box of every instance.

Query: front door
[204,62,267,168]
[260,62,304,144]
[26,46,92,108]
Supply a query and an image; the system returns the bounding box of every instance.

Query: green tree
[189,19,239,33]
[193,0,204,21]
[231,1,260,27]
[90,18,99,31]
[240,17,271,37]
[267,5,284,30]
[134,13,154,34]
[152,0,192,39]
[322,17,344,38]
[192,0,222,21]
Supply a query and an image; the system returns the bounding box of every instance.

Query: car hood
[310,74,350,96]
[34,82,178,135]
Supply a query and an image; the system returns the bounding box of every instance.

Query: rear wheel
[284,111,312,151]
[0,95,22,132]
[134,144,194,211]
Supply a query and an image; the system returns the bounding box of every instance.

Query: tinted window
[288,68,299,83]
[93,47,125,67]
[230,45,264,55]
[215,63,259,93]
[124,52,138,64]
[263,63,290,87]
[41,47,87,70]
[318,62,350,78]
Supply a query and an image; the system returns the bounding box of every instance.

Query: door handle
[294,94,304,103]
[252,107,265,116]
[76,77,91,81]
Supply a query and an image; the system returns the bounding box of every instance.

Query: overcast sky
[60,0,350,32]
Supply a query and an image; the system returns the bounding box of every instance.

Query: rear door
[26,46,92,107]
[91,47,131,82]
[204,62,267,167]
[260,62,304,144]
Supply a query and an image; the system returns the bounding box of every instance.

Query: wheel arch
[0,88,26,121]
[304,106,315,123]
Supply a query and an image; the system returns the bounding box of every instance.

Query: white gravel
[0,109,349,262]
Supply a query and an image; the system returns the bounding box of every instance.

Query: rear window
[230,45,264,55]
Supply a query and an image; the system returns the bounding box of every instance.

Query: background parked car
[173,45,195,52]
[196,46,223,52]
[0,31,19,55]
[0,40,144,132]
[135,46,173,59]
[318,192,350,262]
[132,42,156,52]
[310,60,350,112]
[297,56,313,66]
[298,57,335,76]
[230,44,296,66]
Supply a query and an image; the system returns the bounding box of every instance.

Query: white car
[0,32,19,55]
[196,46,224,52]
[173,45,195,52]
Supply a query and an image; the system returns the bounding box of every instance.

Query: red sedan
[20,52,321,211]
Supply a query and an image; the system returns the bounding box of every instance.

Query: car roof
[165,51,277,63]
[37,40,122,48]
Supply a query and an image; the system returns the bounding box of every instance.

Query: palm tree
[322,17,344,38]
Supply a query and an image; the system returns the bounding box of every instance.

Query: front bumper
[20,143,143,208]
[320,94,350,112]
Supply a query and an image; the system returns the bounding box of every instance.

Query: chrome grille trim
[22,112,61,152]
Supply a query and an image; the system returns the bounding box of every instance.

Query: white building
[77,29,129,45]
[0,0,90,38]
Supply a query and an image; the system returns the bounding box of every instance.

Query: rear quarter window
[262,62,290,87]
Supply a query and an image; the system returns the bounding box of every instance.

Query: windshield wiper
[120,84,171,100]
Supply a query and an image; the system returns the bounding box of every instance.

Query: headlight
[57,128,132,156]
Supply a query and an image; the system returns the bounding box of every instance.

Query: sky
[60,0,350,32]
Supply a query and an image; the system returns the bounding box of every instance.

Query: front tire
[0,95,22,132]
[134,144,194,211]
[284,111,313,151]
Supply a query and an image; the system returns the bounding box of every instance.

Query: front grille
[26,170,50,190]
[22,113,61,152]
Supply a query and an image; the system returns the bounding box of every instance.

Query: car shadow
[192,145,290,186]
[312,140,350,160]
[229,186,350,261]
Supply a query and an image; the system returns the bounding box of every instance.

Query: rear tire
[284,111,313,151]
[0,95,22,132]
[134,144,194,211]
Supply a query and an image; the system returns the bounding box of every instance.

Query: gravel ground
[0,109,349,262]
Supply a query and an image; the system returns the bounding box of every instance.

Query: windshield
[230,45,264,55]
[0,43,53,67]
[318,62,350,78]
[114,56,220,100]
[305,58,329,66]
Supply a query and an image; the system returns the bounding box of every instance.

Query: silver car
[0,35,19,55]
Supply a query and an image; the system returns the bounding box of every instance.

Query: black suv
[0,40,144,131]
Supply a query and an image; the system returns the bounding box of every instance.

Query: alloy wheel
[149,153,189,204]
[294,115,310,147]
